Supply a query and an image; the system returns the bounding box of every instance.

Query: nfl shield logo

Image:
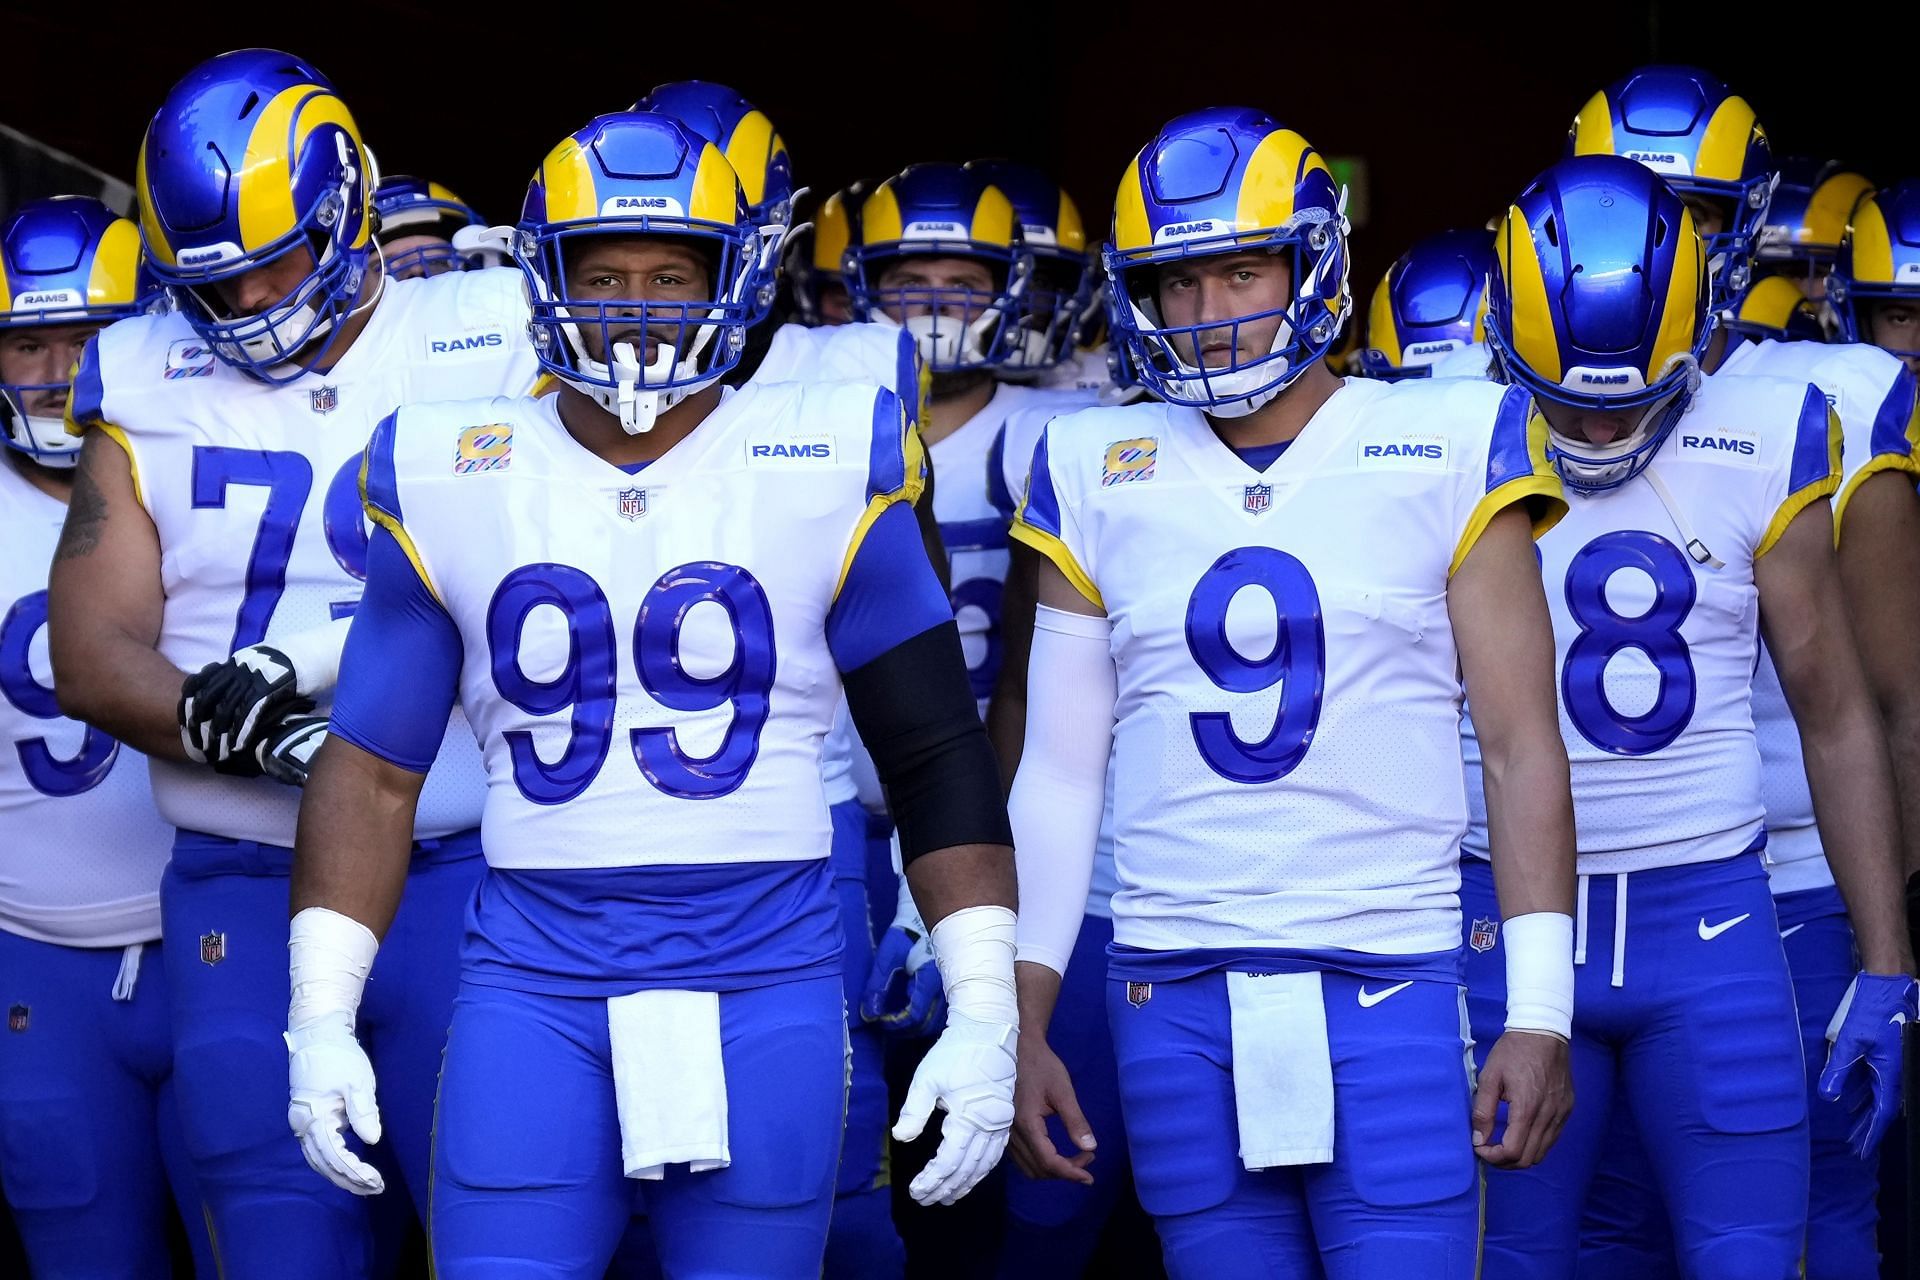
[1126,981,1152,1008]
[617,488,647,521]
[7,1004,26,1033]
[200,931,227,966]
[1243,483,1273,514]
[1469,917,1499,953]
[310,385,339,414]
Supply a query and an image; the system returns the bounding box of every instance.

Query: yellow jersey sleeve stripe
[95,423,147,512]
[1010,519,1103,610]
[1451,476,1567,577]
[1757,474,1842,560]
[1833,453,1920,545]
[833,488,911,603]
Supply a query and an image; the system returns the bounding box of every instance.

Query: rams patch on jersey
[1676,429,1762,462]
[454,424,513,475]
[1355,435,1449,469]
[746,437,835,464]
[1101,437,1158,487]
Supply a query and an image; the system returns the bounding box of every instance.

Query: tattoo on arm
[53,439,108,562]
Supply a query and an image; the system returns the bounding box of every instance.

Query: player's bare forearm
[47,432,194,761]
[289,737,422,937]
[1015,959,1064,1035]
[906,841,1017,928]
[1763,502,1913,975]
[986,545,1041,790]
[1450,505,1576,918]
[1837,471,1920,879]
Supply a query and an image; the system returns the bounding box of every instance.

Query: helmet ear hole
[1653,217,1669,248]
[1543,215,1559,249]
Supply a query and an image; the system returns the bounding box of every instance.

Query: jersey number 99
[486,561,777,804]
[1,591,118,796]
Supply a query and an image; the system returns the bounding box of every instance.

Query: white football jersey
[1716,338,1920,893]
[0,461,171,946]
[365,380,916,871]
[1462,372,1841,874]
[750,321,922,806]
[70,268,539,846]
[1015,378,1562,956]
[938,382,1095,710]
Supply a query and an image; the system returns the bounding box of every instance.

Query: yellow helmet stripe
[720,111,778,208]
[536,136,602,224]
[1693,96,1760,184]
[1055,188,1087,253]
[1366,272,1402,366]
[813,191,850,271]
[969,183,1016,248]
[1806,172,1873,247]
[1567,90,1615,157]
[1848,195,1897,286]
[1651,205,1704,367]
[1110,152,1151,253]
[861,183,904,247]
[134,131,175,266]
[238,84,365,252]
[1234,129,1315,232]
[1497,204,1562,382]
[86,218,144,306]
[687,141,741,224]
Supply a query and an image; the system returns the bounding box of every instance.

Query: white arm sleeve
[278,616,356,698]
[1010,604,1116,977]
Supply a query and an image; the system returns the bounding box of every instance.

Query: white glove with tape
[892,904,1018,1206]
[285,907,386,1196]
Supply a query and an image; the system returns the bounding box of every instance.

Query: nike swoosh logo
[1779,924,1806,940]
[1698,913,1752,941]
[1357,981,1414,1008]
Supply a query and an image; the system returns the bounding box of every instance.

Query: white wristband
[1502,911,1574,1041]
[275,617,355,698]
[288,906,379,1034]
[928,904,1018,1029]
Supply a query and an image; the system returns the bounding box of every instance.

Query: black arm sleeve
[843,619,1012,863]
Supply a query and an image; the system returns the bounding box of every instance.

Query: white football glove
[286,1021,386,1196]
[285,907,385,1196]
[891,904,1018,1206]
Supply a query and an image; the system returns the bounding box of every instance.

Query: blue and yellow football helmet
[1488,154,1710,492]
[1104,106,1350,417]
[137,49,371,383]
[1357,229,1493,380]
[0,196,152,464]
[1756,158,1872,278]
[845,163,1030,372]
[1829,180,1920,359]
[372,175,491,279]
[785,180,871,327]
[1722,275,1826,343]
[1567,66,1771,313]
[962,160,1093,377]
[631,81,793,325]
[515,110,757,434]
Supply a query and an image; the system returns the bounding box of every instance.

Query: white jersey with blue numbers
[68,267,538,847]
[0,460,172,946]
[1014,378,1562,957]
[1463,372,1841,874]
[749,321,922,807]
[1716,338,1920,893]
[939,382,1095,711]
[364,381,917,871]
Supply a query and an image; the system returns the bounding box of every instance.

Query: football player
[370,174,497,280]
[1008,107,1577,1278]
[47,49,538,1277]
[1755,157,1873,316]
[1466,152,1913,1279]
[284,111,1017,1279]
[1832,180,1920,376]
[1354,228,1494,381]
[0,195,215,1279]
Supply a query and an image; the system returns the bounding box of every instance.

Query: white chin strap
[561,332,718,436]
[1150,299,1295,419]
[1549,357,1701,488]
[20,414,79,467]
[893,311,999,369]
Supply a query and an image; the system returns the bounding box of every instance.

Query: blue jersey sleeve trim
[65,334,106,435]
[361,411,404,522]
[827,502,955,673]
[894,328,921,423]
[1789,381,1840,495]
[1484,383,1542,494]
[986,425,1016,518]
[1868,365,1920,463]
[327,528,462,774]
[865,388,909,501]
[1015,424,1065,539]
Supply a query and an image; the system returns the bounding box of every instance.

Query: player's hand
[892,1009,1017,1206]
[285,1021,386,1196]
[861,879,946,1038]
[1818,972,1917,1158]
[257,715,329,787]
[1472,1029,1572,1169]
[179,645,313,771]
[1009,1029,1095,1183]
